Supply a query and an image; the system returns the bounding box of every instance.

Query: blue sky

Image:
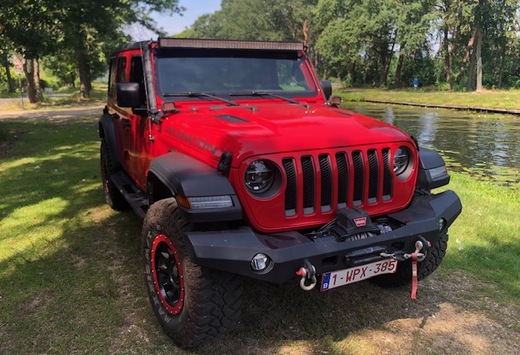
[127,0,222,40]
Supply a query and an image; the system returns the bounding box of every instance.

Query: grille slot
[368,149,379,203]
[319,154,333,212]
[301,156,315,214]
[352,151,364,206]
[282,148,394,216]
[382,148,392,200]
[336,153,349,209]
[282,158,297,216]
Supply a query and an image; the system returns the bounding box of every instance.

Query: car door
[125,54,152,189]
[109,55,131,171]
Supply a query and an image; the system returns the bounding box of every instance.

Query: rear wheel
[142,198,243,348]
[100,140,128,210]
[371,234,449,288]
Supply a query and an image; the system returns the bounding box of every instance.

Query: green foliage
[191,0,317,41]
[186,0,520,91]
[2,0,520,93]
[0,0,183,100]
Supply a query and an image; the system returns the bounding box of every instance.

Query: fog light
[251,253,270,272]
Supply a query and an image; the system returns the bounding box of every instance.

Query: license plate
[321,259,398,291]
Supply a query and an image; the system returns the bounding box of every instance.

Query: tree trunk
[394,42,406,88]
[3,56,16,93]
[23,57,42,104]
[442,28,453,90]
[497,40,507,88]
[476,27,483,92]
[456,29,477,85]
[467,41,476,91]
[383,33,397,87]
[496,0,508,88]
[77,41,92,99]
[349,61,357,87]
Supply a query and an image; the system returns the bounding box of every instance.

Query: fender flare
[148,152,243,222]
[417,148,450,189]
[98,112,122,170]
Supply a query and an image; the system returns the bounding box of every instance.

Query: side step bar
[110,171,149,219]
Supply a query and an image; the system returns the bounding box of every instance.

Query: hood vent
[217,114,248,123]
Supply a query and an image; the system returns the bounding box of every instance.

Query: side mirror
[116,82,141,108]
[320,80,332,100]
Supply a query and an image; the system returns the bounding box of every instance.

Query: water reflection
[342,102,520,186]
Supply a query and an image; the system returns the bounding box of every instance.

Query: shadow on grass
[0,117,161,352]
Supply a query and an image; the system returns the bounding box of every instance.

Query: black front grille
[282,149,393,216]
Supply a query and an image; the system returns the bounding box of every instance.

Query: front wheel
[371,234,449,288]
[142,198,243,348]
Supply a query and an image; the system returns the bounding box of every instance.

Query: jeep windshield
[155,50,317,100]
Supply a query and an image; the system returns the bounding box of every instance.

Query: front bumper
[185,190,462,284]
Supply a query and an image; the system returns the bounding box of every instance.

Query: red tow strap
[411,252,418,299]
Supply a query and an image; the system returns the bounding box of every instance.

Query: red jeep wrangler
[99,38,461,348]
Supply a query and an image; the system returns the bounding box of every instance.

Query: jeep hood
[162,103,412,166]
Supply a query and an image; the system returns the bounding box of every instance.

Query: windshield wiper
[229,91,303,106]
[163,92,239,106]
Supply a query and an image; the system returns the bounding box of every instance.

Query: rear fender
[99,111,121,170]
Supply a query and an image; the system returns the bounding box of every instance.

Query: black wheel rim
[150,234,185,315]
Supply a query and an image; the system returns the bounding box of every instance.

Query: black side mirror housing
[320,80,332,100]
[116,82,141,108]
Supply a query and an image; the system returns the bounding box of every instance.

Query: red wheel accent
[150,234,185,315]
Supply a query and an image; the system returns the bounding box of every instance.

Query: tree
[190,0,317,42]
[315,0,402,86]
[392,0,436,87]
[435,0,477,90]
[0,37,17,93]
[0,0,184,101]
[0,0,62,102]
[56,0,184,98]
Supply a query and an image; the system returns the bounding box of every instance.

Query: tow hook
[380,237,432,300]
[296,260,317,291]
[380,237,431,262]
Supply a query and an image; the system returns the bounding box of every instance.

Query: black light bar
[158,38,305,51]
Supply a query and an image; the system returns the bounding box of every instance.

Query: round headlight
[393,147,410,176]
[245,160,275,193]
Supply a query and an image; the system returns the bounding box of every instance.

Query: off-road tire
[100,140,128,210]
[371,234,449,288]
[142,198,243,348]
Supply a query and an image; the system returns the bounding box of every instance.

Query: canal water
[342,102,520,186]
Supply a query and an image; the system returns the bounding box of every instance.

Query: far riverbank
[337,88,520,115]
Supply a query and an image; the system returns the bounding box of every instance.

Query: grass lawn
[0,113,519,354]
[0,82,106,111]
[338,88,520,111]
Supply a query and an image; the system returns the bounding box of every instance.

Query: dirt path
[0,105,103,121]
[198,271,520,354]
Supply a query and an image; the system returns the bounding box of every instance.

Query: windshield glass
[155,51,316,97]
